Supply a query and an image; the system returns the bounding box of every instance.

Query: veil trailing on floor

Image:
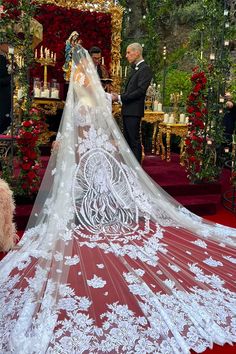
[0,45,236,354]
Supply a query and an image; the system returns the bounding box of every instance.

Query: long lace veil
[0,45,235,354]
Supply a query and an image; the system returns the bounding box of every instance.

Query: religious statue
[62,31,81,82]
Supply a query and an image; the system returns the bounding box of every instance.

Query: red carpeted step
[15,204,33,230]
[175,194,222,216]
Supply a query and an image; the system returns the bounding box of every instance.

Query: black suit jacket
[121,61,152,117]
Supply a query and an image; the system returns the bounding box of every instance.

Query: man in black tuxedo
[112,43,152,163]
[0,44,11,134]
[223,92,236,146]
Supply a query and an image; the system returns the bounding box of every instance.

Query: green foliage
[157,68,191,106]
[0,0,37,111]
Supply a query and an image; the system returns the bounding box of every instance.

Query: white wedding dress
[0,46,235,354]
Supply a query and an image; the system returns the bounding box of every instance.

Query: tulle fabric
[0,45,236,354]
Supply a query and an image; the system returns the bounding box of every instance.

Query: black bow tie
[131,63,137,70]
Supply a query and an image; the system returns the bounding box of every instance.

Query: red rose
[22,120,32,127]
[189,156,197,162]
[185,138,191,146]
[22,163,32,171]
[27,171,37,181]
[187,106,195,114]
[195,111,202,118]
[27,150,37,159]
[193,83,202,92]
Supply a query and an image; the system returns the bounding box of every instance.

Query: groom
[112,43,152,163]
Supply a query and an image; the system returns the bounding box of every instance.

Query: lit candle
[35,49,37,59]
[40,46,43,58]
[101,57,104,65]
[124,66,127,77]
[219,96,224,103]
[210,53,215,61]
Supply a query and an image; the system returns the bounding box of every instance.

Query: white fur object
[0,178,17,252]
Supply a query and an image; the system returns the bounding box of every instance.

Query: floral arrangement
[31,4,112,84]
[185,65,225,183]
[0,0,21,22]
[16,108,47,196]
[184,67,207,182]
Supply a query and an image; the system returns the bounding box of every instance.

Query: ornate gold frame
[37,0,123,91]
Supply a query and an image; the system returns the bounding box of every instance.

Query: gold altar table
[112,105,164,154]
[32,98,65,116]
[157,122,188,162]
[142,110,164,153]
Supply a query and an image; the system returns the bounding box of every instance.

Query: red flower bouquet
[185,67,208,182]
[17,108,47,196]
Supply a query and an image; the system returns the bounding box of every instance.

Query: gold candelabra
[35,46,56,88]
[170,91,183,123]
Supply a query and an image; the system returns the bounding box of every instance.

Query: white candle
[210,53,215,60]
[54,53,56,62]
[34,88,41,97]
[153,100,158,111]
[219,97,224,103]
[185,116,189,123]
[179,113,185,123]
[41,89,50,98]
[40,46,43,58]
[157,103,162,112]
[17,88,23,100]
[164,113,169,123]
[169,115,174,124]
[124,66,127,77]
[35,49,37,59]
[101,57,104,65]
[51,89,59,99]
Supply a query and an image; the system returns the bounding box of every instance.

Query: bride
[0,44,235,354]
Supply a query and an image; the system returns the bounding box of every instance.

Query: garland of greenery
[1,0,39,197]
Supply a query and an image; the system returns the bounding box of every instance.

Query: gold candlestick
[170,92,182,123]
[35,47,56,88]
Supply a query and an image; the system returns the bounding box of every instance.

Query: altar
[157,122,188,162]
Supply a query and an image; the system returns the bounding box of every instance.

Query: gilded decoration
[37,0,124,91]
[157,122,188,162]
